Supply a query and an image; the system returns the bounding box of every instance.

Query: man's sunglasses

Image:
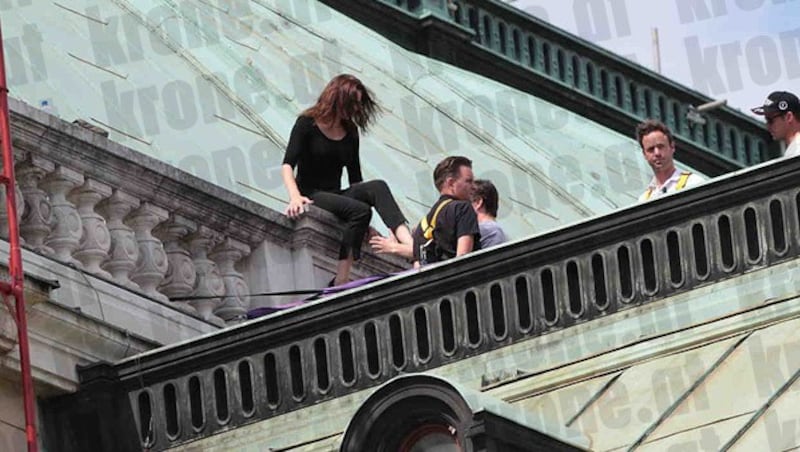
[766,113,786,125]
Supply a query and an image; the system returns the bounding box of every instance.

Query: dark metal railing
[55,157,800,451]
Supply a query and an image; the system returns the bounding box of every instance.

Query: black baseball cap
[751,91,800,116]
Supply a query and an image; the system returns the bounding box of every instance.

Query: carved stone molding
[16,155,55,254]
[0,184,25,242]
[0,306,18,356]
[210,237,252,323]
[187,226,225,326]
[128,203,169,302]
[70,179,113,278]
[154,214,198,314]
[41,166,85,265]
[98,190,141,290]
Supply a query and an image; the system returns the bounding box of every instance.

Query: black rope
[169,288,325,302]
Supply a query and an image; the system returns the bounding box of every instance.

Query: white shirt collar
[646,167,683,192]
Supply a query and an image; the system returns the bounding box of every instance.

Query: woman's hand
[285,196,313,219]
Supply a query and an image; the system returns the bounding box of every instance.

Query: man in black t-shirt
[412,156,481,266]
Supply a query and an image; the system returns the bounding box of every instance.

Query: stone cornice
[0,263,59,354]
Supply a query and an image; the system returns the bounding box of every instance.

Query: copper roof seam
[641,411,754,447]
[251,0,336,43]
[491,296,800,402]
[235,180,288,204]
[66,52,128,80]
[565,372,623,428]
[366,65,555,182]
[109,0,286,148]
[718,363,800,451]
[508,196,560,221]
[383,141,428,163]
[422,72,619,214]
[625,331,755,452]
[88,117,152,146]
[53,2,109,25]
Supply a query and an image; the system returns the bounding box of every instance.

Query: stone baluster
[0,182,25,242]
[187,226,225,326]
[16,155,54,254]
[98,190,140,290]
[154,214,198,314]
[69,179,112,278]
[41,166,84,265]
[210,238,252,323]
[127,203,169,302]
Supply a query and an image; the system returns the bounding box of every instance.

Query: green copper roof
[5,0,704,240]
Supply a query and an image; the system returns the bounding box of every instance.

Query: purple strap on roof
[246,269,416,320]
[321,274,389,294]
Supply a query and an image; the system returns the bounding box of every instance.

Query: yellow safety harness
[643,171,692,200]
[420,198,452,240]
[417,198,453,264]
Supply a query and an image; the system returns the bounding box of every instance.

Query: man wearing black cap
[751,91,800,158]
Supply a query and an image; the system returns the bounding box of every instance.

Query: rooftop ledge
[0,97,405,396]
[46,149,800,450]
[5,97,405,331]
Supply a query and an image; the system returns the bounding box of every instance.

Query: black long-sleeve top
[282,115,362,195]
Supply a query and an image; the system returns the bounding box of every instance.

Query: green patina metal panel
[4,0,701,242]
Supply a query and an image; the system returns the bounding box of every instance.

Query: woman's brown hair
[303,74,380,131]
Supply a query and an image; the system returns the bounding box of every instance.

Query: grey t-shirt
[479,220,507,248]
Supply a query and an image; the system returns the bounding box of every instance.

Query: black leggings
[310,180,407,260]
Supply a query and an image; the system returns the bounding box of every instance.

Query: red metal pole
[0,21,38,452]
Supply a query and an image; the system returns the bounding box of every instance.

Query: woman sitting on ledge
[281,74,413,286]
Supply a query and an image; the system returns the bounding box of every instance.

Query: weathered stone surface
[70,179,113,277]
[41,166,84,266]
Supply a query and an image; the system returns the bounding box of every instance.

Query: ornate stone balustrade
[3,98,405,327]
[5,148,256,325]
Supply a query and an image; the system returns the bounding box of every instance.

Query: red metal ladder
[0,21,38,452]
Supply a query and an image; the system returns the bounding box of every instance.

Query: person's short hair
[635,119,675,148]
[433,156,472,191]
[472,179,499,217]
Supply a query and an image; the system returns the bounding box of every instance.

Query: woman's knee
[361,179,390,193]
[351,204,372,224]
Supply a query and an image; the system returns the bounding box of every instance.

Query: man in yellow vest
[636,119,705,202]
